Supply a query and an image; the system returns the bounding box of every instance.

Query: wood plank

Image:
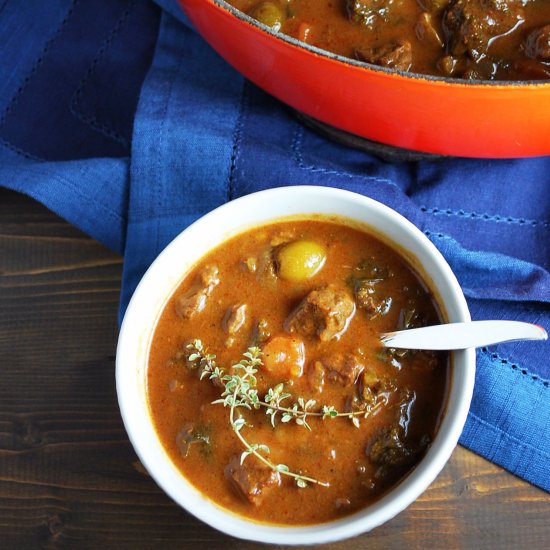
[0,188,548,549]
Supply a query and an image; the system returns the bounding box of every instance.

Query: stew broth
[148,219,449,525]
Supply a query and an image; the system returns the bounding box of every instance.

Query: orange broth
[147,219,449,525]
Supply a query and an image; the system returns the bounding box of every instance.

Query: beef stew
[147,218,450,525]
[227,0,550,80]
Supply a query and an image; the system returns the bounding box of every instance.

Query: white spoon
[380,320,548,351]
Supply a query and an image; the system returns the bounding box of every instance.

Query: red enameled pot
[178,0,550,158]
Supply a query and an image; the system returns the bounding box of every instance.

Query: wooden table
[1,188,548,549]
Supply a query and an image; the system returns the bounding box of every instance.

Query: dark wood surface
[1,187,549,549]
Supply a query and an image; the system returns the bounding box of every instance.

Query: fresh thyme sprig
[185,339,383,488]
[188,340,326,487]
[187,340,375,429]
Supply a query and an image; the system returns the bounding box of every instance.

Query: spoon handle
[380,321,548,351]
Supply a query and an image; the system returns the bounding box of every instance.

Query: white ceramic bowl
[116,186,475,544]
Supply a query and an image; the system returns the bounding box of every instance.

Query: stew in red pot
[226,0,550,80]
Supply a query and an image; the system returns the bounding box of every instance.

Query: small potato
[262,335,305,378]
[276,240,326,282]
[248,2,286,32]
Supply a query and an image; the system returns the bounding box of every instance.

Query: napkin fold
[0,0,548,491]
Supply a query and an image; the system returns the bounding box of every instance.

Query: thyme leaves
[185,339,381,488]
[188,340,324,487]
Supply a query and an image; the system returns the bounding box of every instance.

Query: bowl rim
[116,186,476,545]
[205,0,550,88]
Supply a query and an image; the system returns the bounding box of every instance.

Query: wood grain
[0,188,548,549]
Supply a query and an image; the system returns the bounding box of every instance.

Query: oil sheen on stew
[147,219,449,525]
[226,1,550,80]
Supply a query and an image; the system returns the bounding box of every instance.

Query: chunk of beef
[525,24,550,62]
[285,285,355,342]
[314,353,364,387]
[224,455,280,506]
[175,264,220,319]
[223,303,248,334]
[347,0,399,27]
[443,0,525,60]
[355,40,413,71]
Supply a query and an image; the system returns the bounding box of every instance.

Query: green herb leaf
[257,444,270,454]
[240,450,252,464]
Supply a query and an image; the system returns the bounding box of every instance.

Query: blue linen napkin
[0,0,548,491]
